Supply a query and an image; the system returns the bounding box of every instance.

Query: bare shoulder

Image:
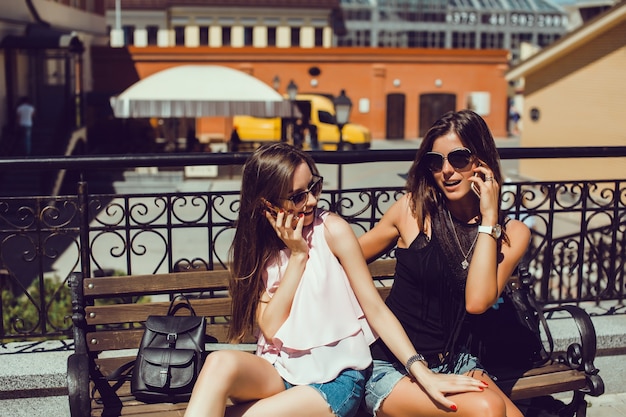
[504,217,530,235]
[323,211,352,235]
[504,218,531,247]
[323,212,359,255]
[384,193,412,219]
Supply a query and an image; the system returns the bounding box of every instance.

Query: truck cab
[233,93,371,151]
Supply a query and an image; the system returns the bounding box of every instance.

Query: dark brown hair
[406,110,504,233]
[228,143,319,342]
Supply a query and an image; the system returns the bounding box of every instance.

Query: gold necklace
[446,209,479,270]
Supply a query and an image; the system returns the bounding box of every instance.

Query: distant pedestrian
[509,105,521,136]
[308,124,319,150]
[16,96,35,155]
[293,119,304,149]
[229,126,241,152]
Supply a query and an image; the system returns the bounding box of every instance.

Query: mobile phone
[471,172,482,197]
[260,197,281,217]
[260,198,299,228]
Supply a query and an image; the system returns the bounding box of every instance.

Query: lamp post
[333,89,352,151]
[286,80,298,144]
[333,89,352,213]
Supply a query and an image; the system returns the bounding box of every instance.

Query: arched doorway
[418,93,456,137]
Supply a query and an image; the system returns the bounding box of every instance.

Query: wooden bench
[67,259,604,417]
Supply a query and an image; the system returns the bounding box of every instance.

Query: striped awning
[110,65,299,118]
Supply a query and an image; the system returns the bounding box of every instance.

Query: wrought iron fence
[0,147,624,342]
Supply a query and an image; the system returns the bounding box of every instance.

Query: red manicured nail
[450,404,457,411]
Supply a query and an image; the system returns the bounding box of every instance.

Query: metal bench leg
[558,391,587,417]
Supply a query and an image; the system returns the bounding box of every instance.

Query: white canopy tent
[110,65,298,118]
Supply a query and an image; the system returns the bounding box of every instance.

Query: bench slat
[503,370,587,401]
[84,270,230,297]
[86,324,232,351]
[91,397,187,416]
[85,299,232,325]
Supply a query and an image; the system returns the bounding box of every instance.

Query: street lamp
[333,89,352,151]
[286,80,298,144]
[333,89,352,213]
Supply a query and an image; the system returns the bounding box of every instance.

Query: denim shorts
[283,367,369,417]
[364,351,485,416]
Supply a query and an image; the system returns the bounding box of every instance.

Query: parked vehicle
[232,94,371,151]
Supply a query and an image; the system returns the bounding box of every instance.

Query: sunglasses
[424,147,473,172]
[284,175,324,209]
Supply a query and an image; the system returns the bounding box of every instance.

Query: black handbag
[131,294,206,403]
[469,262,552,377]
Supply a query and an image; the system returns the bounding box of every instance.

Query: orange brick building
[92,45,510,142]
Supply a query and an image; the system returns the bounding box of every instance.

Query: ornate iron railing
[0,147,624,342]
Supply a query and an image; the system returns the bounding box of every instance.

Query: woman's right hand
[410,363,488,411]
[264,209,308,255]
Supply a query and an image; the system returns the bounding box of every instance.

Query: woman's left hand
[470,162,500,225]
[411,365,488,411]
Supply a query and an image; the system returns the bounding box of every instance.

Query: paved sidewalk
[584,392,626,416]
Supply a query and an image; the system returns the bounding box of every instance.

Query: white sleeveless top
[256,210,375,385]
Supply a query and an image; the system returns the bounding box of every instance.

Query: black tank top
[371,208,473,367]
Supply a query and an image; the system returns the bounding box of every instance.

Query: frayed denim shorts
[283,367,370,417]
[364,350,485,416]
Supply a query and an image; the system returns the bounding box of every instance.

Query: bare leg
[184,350,285,417]
[226,385,335,417]
[377,374,507,417]
[466,370,523,417]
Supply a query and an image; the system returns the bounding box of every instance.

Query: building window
[480,32,504,49]
[337,29,371,47]
[344,9,371,21]
[408,31,445,48]
[244,26,253,46]
[510,32,532,62]
[174,26,185,46]
[268,27,277,46]
[122,25,134,45]
[337,34,352,46]
[44,53,65,86]
[315,28,324,46]
[538,33,559,47]
[357,30,371,46]
[199,26,209,45]
[222,27,231,46]
[452,31,476,48]
[147,26,158,45]
[291,27,300,47]
[377,31,395,47]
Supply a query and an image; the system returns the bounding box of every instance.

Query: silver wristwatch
[405,353,427,374]
[478,224,502,239]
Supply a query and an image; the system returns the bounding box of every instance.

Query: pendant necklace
[447,209,479,270]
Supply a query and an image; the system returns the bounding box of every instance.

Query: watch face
[493,224,502,238]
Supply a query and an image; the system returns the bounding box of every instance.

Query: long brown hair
[228,143,319,342]
[406,110,505,233]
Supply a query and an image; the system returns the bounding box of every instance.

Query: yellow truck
[232,94,371,151]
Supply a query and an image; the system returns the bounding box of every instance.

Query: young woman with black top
[359,110,529,417]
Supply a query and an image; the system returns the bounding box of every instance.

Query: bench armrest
[542,304,605,397]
